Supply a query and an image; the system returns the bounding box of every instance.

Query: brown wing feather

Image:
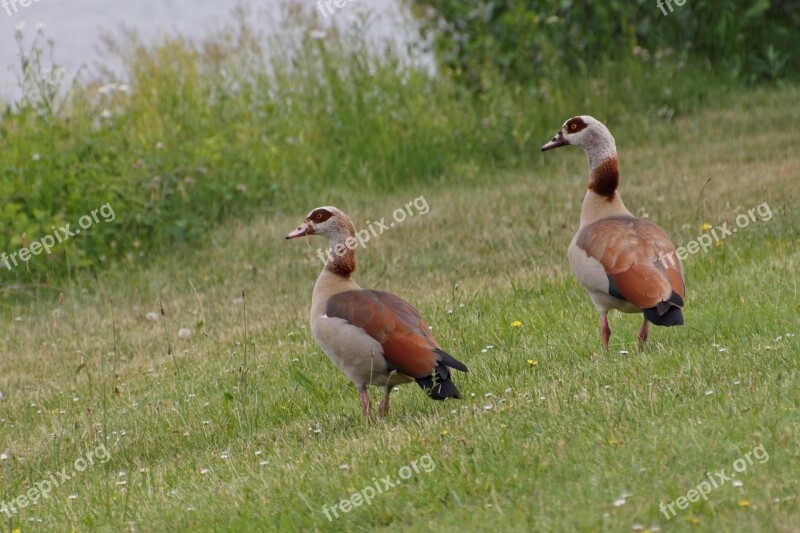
[325,290,441,378]
[576,216,685,308]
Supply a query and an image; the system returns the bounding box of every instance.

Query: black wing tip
[416,376,462,400]
[434,348,469,373]
[644,306,684,327]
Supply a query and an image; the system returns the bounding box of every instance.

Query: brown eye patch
[308,208,333,223]
[565,117,588,133]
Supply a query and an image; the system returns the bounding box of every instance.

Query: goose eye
[316,213,324,221]
[570,123,577,131]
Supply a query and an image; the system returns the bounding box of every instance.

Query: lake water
[0,0,430,100]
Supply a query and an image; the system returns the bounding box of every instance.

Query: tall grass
[0,5,727,287]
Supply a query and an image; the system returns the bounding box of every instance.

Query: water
[0,0,429,100]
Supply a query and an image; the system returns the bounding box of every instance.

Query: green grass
[0,10,730,282]
[1,84,798,532]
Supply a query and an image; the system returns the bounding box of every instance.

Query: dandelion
[738,500,751,507]
[441,429,449,436]
[527,359,538,366]
[687,516,700,524]
[145,311,158,321]
[178,328,192,339]
[511,320,522,327]
[702,223,712,230]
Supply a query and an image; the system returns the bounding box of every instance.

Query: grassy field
[1,85,799,532]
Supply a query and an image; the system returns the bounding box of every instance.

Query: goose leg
[600,314,611,352]
[358,385,373,420]
[378,386,392,418]
[638,317,650,350]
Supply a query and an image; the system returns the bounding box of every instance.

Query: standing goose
[542,116,685,351]
[286,206,468,418]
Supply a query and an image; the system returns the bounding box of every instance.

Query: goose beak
[286,221,313,239]
[541,133,569,151]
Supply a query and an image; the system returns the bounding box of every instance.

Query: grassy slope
[1,86,799,532]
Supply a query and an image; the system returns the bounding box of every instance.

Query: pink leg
[358,386,373,420]
[638,318,650,350]
[600,315,611,352]
[378,387,392,418]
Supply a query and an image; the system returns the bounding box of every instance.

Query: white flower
[145,311,159,321]
[100,109,112,119]
[178,328,192,339]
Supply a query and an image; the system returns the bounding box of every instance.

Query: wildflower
[702,223,712,230]
[527,359,538,366]
[511,320,522,327]
[738,500,751,507]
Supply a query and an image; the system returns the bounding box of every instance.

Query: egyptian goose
[286,207,468,418]
[541,116,685,351]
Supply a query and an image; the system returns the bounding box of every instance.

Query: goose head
[541,115,615,151]
[286,206,356,241]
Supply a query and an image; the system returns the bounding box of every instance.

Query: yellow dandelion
[511,320,522,327]
[687,516,700,524]
[738,500,751,507]
[527,359,538,366]
[441,429,449,436]
[715,240,724,246]
[702,223,712,230]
